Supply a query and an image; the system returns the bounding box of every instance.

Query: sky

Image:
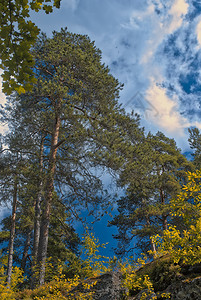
[1,0,201,147]
[1,0,201,255]
[29,0,201,151]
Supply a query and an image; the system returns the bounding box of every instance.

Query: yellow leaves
[117,253,157,298]
[15,85,26,94]
[151,170,201,266]
[196,217,201,231]
[161,292,171,299]
[23,269,96,300]
[81,230,109,277]
[121,272,155,298]
[31,274,96,300]
[0,263,24,300]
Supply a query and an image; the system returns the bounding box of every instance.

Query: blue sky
[29,0,201,151]
[1,0,201,255]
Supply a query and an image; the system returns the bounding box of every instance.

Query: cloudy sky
[28,0,201,151]
[1,0,201,150]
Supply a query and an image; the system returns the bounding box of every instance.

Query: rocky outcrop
[163,277,201,300]
[91,272,123,300]
[71,271,125,300]
[72,272,201,299]
[133,277,201,300]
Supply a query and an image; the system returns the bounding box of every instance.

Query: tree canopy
[0,28,143,286]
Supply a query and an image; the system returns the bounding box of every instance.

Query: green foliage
[188,127,201,168]
[111,132,193,255]
[1,27,141,285]
[0,0,61,94]
[0,230,10,243]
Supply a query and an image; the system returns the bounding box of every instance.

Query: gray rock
[70,271,201,299]
[72,271,124,300]
[164,277,201,300]
[92,271,122,300]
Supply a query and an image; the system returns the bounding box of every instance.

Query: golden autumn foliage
[152,170,201,265]
[0,255,24,300]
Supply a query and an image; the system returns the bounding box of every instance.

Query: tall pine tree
[110,132,194,256]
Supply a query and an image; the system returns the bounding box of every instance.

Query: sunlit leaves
[152,170,201,265]
[0,0,61,94]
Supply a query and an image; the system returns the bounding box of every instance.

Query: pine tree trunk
[33,136,44,260]
[162,215,168,231]
[37,110,61,286]
[146,216,156,257]
[150,237,156,257]
[31,137,45,288]
[21,228,32,271]
[6,176,18,285]
[160,188,168,231]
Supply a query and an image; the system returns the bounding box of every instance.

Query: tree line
[0,28,201,291]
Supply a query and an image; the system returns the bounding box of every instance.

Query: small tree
[152,170,201,265]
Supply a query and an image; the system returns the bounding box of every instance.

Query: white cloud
[196,18,201,47]
[0,72,7,135]
[168,0,189,33]
[145,78,189,135]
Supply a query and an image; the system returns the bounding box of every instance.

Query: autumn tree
[152,170,201,265]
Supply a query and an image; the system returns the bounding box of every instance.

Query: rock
[181,263,201,275]
[91,271,123,300]
[131,277,201,300]
[72,271,125,300]
[164,277,201,300]
[134,289,157,299]
[70,270,201,299]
